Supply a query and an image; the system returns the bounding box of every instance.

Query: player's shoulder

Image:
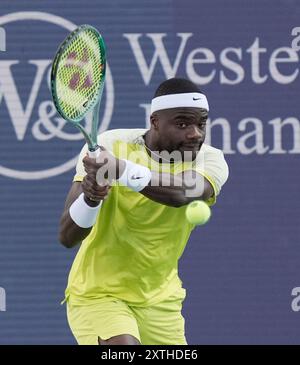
[98,128,148,145]
[199,143,225,158]
[196,143,228,173]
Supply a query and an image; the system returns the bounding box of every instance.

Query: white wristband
[69,193,102,228]
[118,160,152,192]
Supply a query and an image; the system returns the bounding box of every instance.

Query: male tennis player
[59,78,229,345]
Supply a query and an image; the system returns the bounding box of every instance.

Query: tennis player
[59,78,229,345]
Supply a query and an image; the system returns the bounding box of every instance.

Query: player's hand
[82,151,113,205]
[81,173,111,205]
[83,149,121,183]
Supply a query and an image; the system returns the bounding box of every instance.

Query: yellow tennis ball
[185,200,211,225]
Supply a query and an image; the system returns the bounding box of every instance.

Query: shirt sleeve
[193,147,229,206]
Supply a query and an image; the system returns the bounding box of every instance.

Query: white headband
[150,92,209,114]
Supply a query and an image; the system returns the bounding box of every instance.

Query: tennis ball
[185,200,211,225]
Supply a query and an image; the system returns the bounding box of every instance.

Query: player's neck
[142,131,174,164]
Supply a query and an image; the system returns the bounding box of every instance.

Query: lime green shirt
[65,129,229,307]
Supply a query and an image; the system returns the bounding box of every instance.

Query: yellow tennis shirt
[65,129,229,307]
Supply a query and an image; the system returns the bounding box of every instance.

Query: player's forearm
[116,159,187,207]
[59,211,93,248]
[116,159,212,207]
[58,182,103,249]
[141,170,213,207]
[141,172,189,207]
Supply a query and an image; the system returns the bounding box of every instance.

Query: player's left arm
[140,170,214,207]
[141,147,229,207]
[83,148,229,208]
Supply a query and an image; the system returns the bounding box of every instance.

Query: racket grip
[88,148,100,159]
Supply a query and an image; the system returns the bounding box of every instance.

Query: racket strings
[56,29,104,121]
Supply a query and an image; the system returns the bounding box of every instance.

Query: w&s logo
[0,12,113,180]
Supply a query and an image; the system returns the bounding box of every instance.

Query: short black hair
[154,78,201,97]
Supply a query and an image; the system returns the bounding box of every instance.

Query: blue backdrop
[0,0,300,344]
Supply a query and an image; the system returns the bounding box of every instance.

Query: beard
[179,141,203,162]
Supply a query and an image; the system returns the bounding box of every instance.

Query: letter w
[0,60,51,140]
[123,33,193,85]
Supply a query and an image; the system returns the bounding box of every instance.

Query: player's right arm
[58,165,110,249]
[58,132,117,248]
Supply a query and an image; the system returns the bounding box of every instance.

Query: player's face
[154,107,207,161]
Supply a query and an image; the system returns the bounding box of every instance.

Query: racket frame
[51,24,106,154]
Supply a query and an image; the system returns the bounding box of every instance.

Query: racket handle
[88,148,100,159]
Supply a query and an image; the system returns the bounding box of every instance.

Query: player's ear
[150,113,159,130]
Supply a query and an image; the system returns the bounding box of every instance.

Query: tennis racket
[51,24,106,158]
